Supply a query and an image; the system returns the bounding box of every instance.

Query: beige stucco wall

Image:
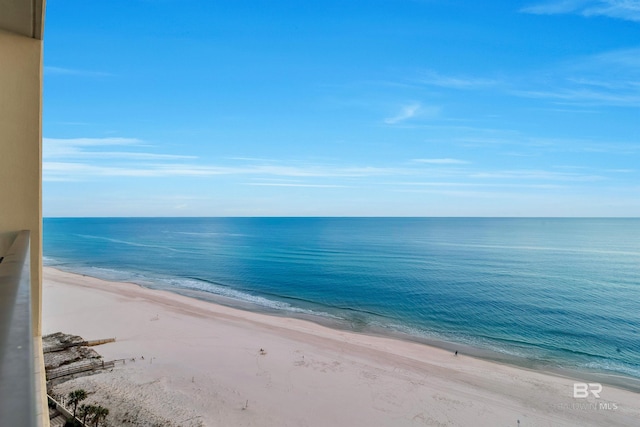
[0,0,45,39]
[0,26,47,427]
[1,2,47,424]
[0,28,43,336]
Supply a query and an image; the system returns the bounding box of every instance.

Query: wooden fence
[46,359,116,380]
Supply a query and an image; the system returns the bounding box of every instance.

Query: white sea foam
[69,265,338,320]
[168,231,247,237]
[43,256,59,265]
[582,361,640,378]
[165,276,342,319]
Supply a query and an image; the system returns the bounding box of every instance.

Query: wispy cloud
[591,47,640,69]
[511,47,640,106]
[44,138,197,161]
[45,137,140,146]
[522,0,640,22]
[412,158,470,165]
[228,156,278,162]
[245,183,347,188]
[397,181,565,189]
[384,103,424,124]
[44,66,112,77]
[43,161,405,181]
[418,71,498,89]
[372,46,636,113]
[80,152,198,160]
[44,137,135,157]
[469,169,606,182]
[44,137,139,147]
[43,137,407,182]
[512,87,640,105]
[522,0,591,14]
[43,137,628,206]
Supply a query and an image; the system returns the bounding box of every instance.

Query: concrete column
[0,28,43,336]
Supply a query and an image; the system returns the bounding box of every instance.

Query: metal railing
[0,230,36,426]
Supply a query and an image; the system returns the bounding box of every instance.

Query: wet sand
[43,267,640,426]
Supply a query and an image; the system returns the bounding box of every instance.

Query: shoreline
[42,266,640,426]
[253,303,640,389]
[175,285,640,393]
[46,264,640,393]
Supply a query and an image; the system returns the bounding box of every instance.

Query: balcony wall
[0,27,43,337]
[0,1,47,425]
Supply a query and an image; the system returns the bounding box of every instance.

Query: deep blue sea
[43,217,640,385]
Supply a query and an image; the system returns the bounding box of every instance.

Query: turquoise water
[43,217,640,382]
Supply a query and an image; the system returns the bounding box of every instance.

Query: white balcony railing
[0,230,36,426]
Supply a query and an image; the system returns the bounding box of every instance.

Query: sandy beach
[42,267,640,426]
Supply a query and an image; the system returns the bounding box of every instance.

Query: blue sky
[43,0,640,216]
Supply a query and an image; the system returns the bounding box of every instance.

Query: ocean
[43,217,640,385]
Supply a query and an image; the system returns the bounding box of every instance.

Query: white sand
[43,267,640,426]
